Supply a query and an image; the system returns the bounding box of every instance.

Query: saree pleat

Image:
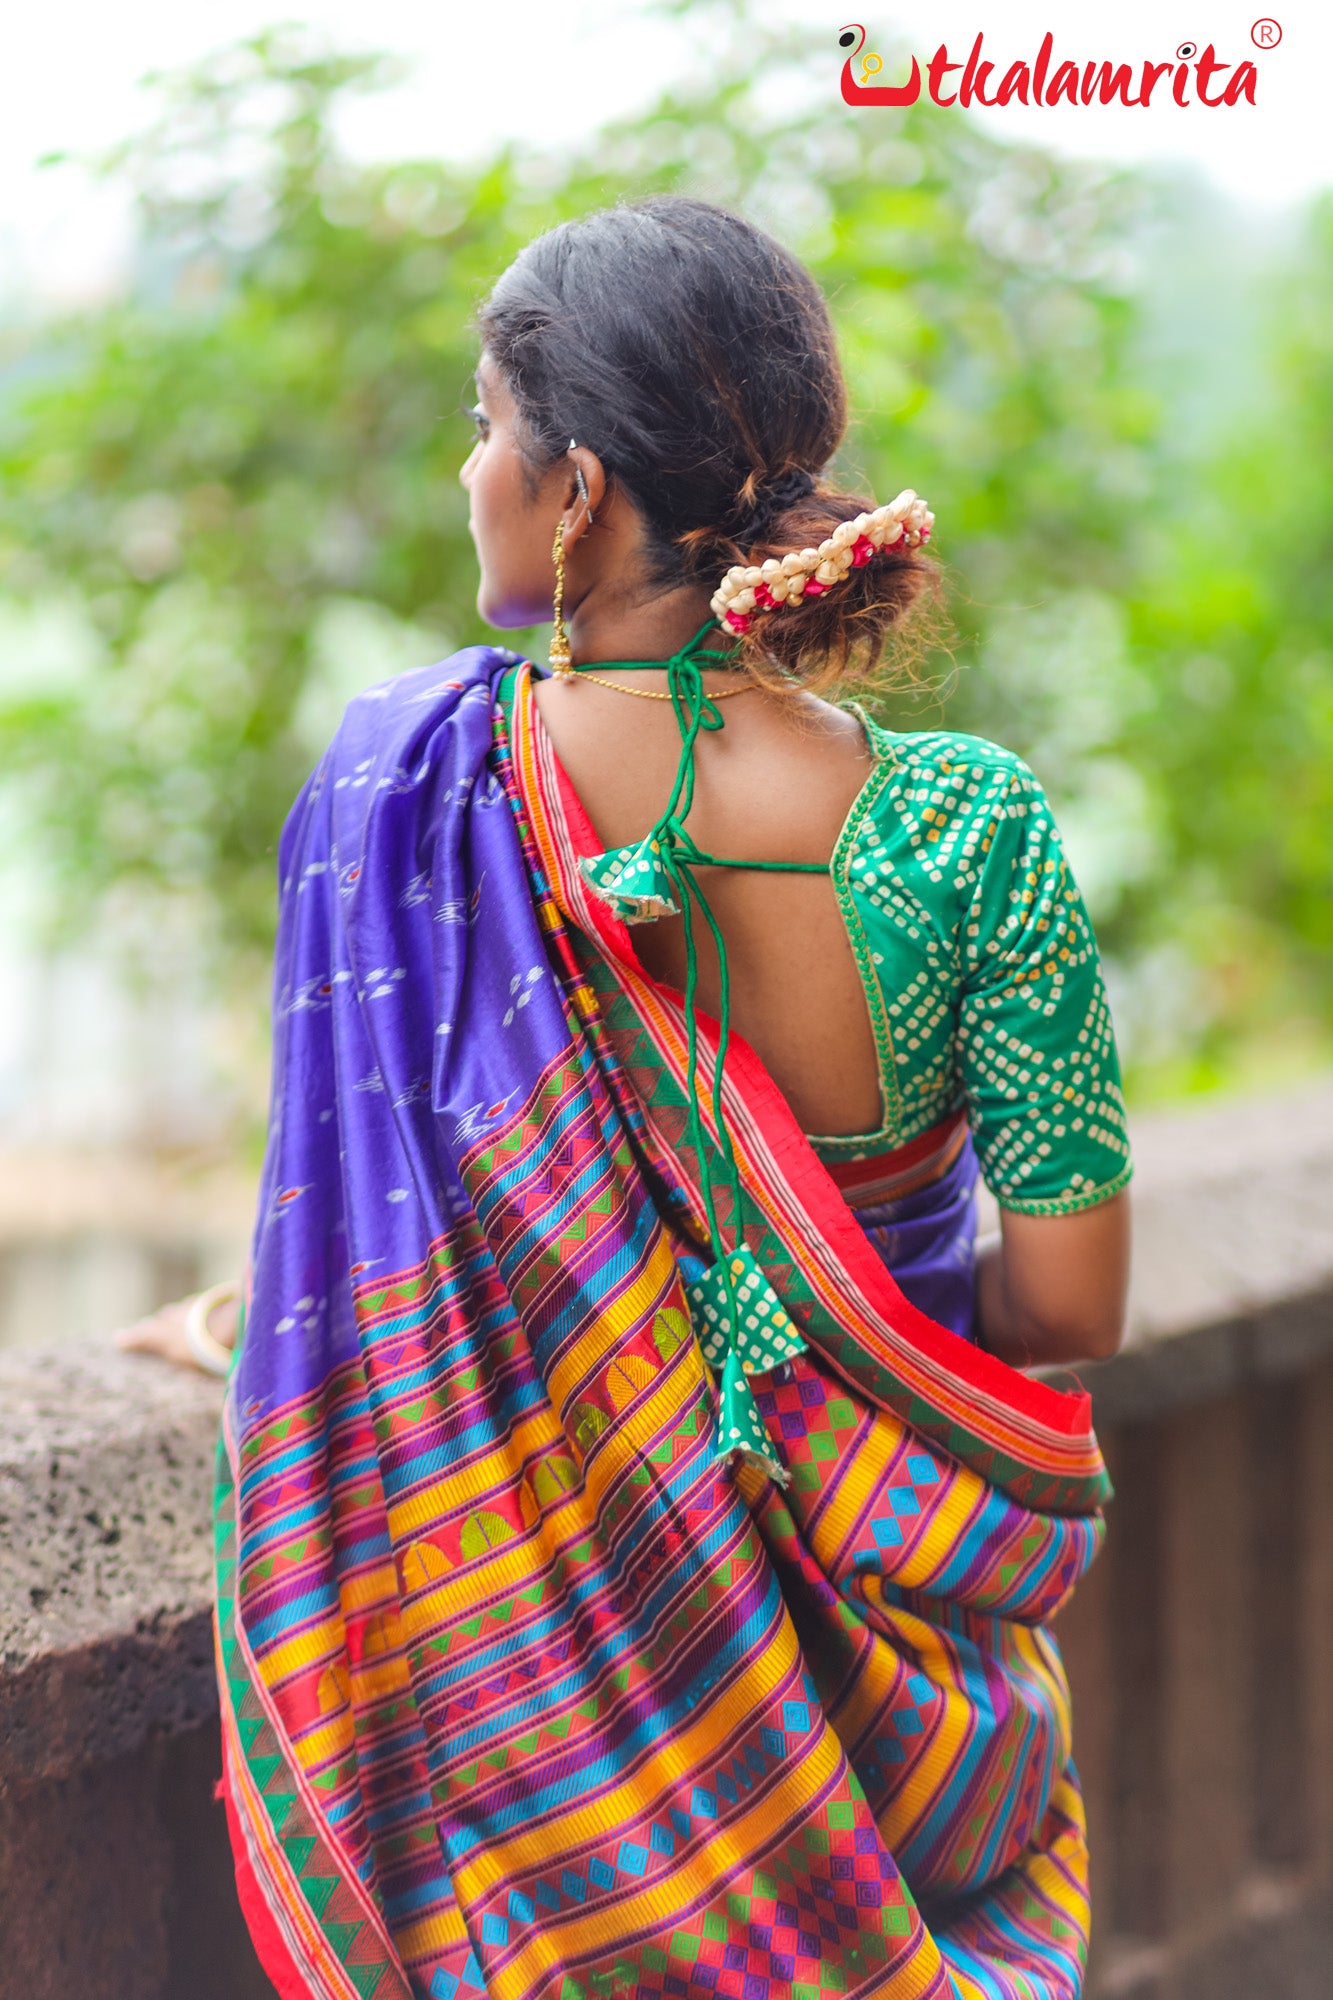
[214,650,1109,2000]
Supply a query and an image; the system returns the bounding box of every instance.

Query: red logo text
[838,25,1263,109]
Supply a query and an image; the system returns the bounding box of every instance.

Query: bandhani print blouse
[808,710,1132,1215]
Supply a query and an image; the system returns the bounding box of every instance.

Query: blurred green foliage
[0,12,1329,1110]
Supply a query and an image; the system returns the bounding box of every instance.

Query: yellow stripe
[254,1564,401,1685]
[1017,1763,1090,1927]
[349,1654,411,1704]
[292,1712,357,1771]
[258,1613,348,1687]
[541,1243,681,1409]
[248,1556,398,1635]
[387,1411,564,1540]
[809,1414,990,1597]
[395,1902,470,1964]
[547,1245,697,1406]
[467,1600,796,1890]
[338,1561,403,1612]
[481,1707,949,2000]
[404,1530,550,1638]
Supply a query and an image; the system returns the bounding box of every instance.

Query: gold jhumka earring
[549,518,575,678]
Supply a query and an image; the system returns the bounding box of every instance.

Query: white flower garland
[709,488,934,634]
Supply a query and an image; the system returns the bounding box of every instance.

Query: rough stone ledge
[0,1344,223,1786]
[0,1612,217,1787]
[1067,1074,1333,1424]
[1077,1288,1333,1427]
[2,1077,1331,1782]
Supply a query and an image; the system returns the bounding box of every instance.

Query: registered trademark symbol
[1251,17,1282,46]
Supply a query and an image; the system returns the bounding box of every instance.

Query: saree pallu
[214,649,1110,2000]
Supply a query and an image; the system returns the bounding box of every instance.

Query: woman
[124,195,1129,2000]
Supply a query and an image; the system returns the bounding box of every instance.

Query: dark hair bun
[477,193,941,691]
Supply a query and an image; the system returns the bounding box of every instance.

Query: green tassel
[686,1247,806,1486]
[717,1347,789,1485]
[685,1247,808,1374]
[578,835,680,924]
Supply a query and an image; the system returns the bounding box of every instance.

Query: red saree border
[220,1729,321,2000]
[820,1111,969,1203]
[507,662,1098,1451]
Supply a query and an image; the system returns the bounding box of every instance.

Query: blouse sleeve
[956,755,1132,1216]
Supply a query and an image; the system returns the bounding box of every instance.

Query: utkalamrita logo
[837,23,1272,108]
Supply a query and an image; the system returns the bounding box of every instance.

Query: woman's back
[197,192,1130,2000]
[532,672,885,1138]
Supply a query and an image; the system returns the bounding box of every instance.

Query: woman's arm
[974,1189,1130,1367]
[114,1283,241,1372]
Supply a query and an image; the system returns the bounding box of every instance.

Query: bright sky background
[1,0,1329,302]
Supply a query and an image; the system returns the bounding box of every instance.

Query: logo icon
[838,22,919,105]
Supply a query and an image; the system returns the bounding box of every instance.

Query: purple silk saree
[214,644,1110,2000]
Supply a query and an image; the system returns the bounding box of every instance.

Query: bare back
[531,674,885,1140]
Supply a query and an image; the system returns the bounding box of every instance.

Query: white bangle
[184,1280,242,1376]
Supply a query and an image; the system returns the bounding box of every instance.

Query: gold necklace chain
[574,670,754,701]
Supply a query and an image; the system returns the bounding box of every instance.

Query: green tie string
[568,618,827,1478]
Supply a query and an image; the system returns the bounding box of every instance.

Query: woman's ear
[563,442,606,545]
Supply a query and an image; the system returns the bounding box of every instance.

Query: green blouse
[507,622,1131,1225]
[812,710,1132,1217]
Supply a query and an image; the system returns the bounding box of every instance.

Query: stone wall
[2,1078,1331,2000]
[1055,1079,1333,1999]
[0,1345,266,1997]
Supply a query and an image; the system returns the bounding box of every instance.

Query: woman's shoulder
[845,717,1057,861]
[857,716,1042,794]
[833,718,1080,979]
[280,643,518,870]
[317,643,518,778]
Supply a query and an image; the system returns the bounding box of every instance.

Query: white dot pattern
[819,725,1132,1216]
[579,838,679,924]
[686,1249,808,1375]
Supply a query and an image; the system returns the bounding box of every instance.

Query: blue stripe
[437,1568,792,1855]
